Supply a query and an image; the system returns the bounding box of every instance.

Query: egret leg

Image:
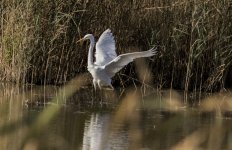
[92,80,97,106]
[93,80,97,91]
[110,84,114,90]
[97,80,101,90]
[97,80,103,106]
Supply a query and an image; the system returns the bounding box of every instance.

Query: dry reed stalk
[0,0,231,93]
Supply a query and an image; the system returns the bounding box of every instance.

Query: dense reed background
[0,0,232,91]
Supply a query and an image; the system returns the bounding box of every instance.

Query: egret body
[77,29,157,90]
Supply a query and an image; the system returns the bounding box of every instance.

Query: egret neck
[87,35,95,68]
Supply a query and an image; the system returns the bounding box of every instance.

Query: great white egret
[77,29,157,90]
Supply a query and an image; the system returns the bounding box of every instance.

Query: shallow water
[0,83,232,150]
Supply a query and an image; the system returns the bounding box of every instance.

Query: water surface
[0,83,232,150]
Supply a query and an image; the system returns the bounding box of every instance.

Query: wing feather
[104,47,157,77]
[95,29,117,66]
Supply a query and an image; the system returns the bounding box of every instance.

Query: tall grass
[0,0,231,91]
[0,0,33,83]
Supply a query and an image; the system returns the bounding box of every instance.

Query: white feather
[104,47,157,77]
[95,29,117,66]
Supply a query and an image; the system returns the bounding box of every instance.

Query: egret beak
[76,38,84,46]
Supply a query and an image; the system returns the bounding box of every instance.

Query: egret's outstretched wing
[95,29,117,66]
[104,47,157,77]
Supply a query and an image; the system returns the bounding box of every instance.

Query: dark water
[0,83,232,150]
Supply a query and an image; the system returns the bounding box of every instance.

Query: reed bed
[0,0,231,92]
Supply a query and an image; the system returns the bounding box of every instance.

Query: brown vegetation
[0,0,231,91]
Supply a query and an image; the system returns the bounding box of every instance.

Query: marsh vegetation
[0,0,231,91]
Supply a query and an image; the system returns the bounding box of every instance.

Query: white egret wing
[104,47,157,77]
[95,29,117,66]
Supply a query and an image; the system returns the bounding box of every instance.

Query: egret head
[77,34,94,44]
[83,34,93,40]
